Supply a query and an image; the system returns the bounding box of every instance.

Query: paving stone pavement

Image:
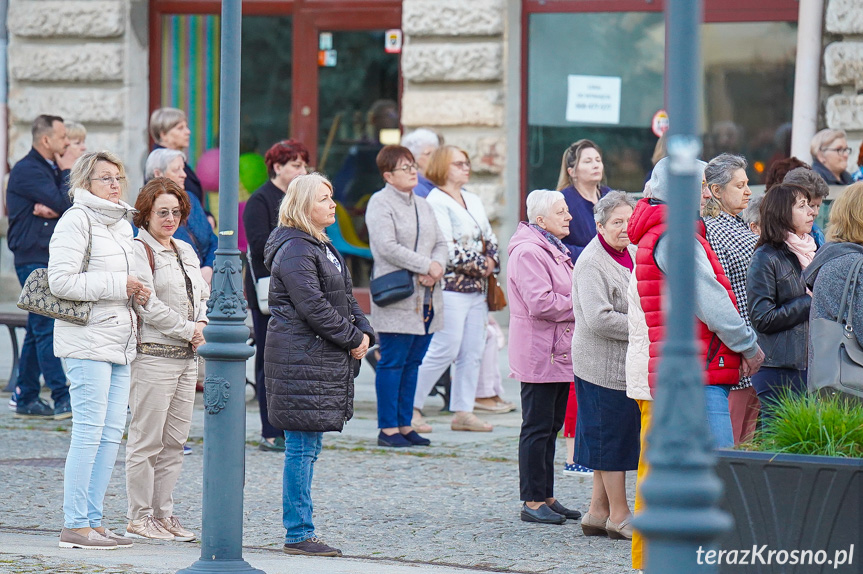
[0,304,636,573]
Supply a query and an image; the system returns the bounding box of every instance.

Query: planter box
[714,450,862,573]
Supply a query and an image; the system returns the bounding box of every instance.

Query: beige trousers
[126,354,196,520]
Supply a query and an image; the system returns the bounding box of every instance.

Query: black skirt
[574,376,641,471]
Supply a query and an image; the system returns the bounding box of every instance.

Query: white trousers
[475,320,505,399]
[414,291,488,413]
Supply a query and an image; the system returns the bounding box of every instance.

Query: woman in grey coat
[366,145,447,447]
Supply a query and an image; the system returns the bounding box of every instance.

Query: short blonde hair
[425,145,469,188]
[278,173,333,242]
[68,150,127,200]
[810,128,847,159]
[826,182,863,245]
[149,107,187,143]
[65,121,86,141]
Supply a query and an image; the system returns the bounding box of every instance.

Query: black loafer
[520,503,566,525]
[548,500,582,520]
[377,431,412,447]
[401,430,431,446]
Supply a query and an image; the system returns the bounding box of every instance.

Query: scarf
[785,231,817,270]
[597,232,633,272]
[530,223,571,258]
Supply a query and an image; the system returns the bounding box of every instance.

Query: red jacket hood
[628,198,665,245]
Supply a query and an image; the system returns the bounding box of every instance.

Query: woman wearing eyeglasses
[49,151,148,549]
[810,129,854,186]
[412,145,500,433]
[124,177,209,542]
[366,145,447,447]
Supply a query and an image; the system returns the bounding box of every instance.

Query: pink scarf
[785,231,816,278]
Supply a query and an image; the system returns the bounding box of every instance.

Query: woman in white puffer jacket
[48,150,150,550]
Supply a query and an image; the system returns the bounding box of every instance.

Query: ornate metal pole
[177,1,262,573]
[631,0,733,571]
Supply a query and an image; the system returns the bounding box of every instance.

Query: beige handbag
[17,208,94,326]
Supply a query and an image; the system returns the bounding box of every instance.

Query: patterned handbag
[17,209,94,326]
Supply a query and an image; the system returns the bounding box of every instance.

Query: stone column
[823,0,863,170]
[7,0,149,194]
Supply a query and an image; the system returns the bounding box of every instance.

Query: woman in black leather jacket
[263,173,375,558]
[746,183,816,417]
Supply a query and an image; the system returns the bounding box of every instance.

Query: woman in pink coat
[507,189,582,525]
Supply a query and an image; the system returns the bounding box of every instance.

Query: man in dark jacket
[7,115,79,418]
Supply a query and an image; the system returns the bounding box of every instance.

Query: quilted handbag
[809,257,863,400]
[17,209,94,326]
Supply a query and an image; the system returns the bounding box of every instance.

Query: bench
[0,310,28,393]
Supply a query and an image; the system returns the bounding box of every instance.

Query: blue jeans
[15,264,69,405]
[63,358,131,528]
[704,385,734,449]
[283,430,323,543]
[375,307,433,428]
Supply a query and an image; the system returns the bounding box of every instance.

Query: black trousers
[518,381,569,502]
[250,303,280,439]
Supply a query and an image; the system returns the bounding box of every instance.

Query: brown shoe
[125,515,175,541]
[156,516,195,542]
[451,412,493,432]
[59,528,117,549]
[606,516,633,540]
[98,528,133,547]
[580,512,609,537]
[412,408,432,433]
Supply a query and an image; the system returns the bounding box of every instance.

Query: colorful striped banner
[160,14,221,170]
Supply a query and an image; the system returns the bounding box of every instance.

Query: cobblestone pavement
[0,306,635,573]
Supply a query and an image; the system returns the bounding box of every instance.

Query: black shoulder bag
[370,201,419,307]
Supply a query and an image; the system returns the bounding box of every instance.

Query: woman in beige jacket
[124,177,209,542]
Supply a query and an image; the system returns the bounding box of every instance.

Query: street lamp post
[631,0,733,572]
[177,1,262,573]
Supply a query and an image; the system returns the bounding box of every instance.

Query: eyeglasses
[391,163,418,174]
[822,147,852,155]
[451,161,471,170]
[154,209,182,220]
[91,176,126,185]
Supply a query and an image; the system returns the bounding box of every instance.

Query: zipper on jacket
[704,334,720,369]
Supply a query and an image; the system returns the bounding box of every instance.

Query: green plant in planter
[747,392,863,458]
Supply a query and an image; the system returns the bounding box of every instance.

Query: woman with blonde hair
[149,107,206,206]
[124,177,209,542]
[49,151,148,549]
[555,140,610,262]
[412,145,500,433]
[263,173,375,557]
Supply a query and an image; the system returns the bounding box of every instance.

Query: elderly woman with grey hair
[400,128,441,198]
[783,166,830,247]
[145,148,217,285]
[810,128,853,186]
[571,190,639,540]
[508,189,581,525]
[740,194,764,235]
[702,152,760,444]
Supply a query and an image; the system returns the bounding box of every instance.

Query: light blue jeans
[704,384,734,449]
[283,430,323,543]
[63,358,131,529]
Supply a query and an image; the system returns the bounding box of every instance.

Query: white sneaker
[125,515,174,540]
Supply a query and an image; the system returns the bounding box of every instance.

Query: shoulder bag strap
[838,258,863,327]
[134,238,156,274]
[412,199,420,251]
[70,207,93,273]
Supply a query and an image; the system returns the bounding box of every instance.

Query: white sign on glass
[565,75,621,125]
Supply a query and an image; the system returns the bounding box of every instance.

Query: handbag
[808,257,863,400]
[17,208,94,326]
[370,201,419,307]
[465,208,507,312]
[247,253,271,315]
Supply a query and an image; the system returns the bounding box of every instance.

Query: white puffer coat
[132,228,209,347]
[48,188,138,365]
[625,267,652,401]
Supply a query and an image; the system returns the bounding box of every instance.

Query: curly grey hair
[740,194,763,228]
[594,191,635,225]
[400,128,440,159]
[783,166,829,199]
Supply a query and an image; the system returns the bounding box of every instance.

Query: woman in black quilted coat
[263,172,374,558]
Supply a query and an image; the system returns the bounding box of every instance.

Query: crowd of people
[5,110,863,563]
